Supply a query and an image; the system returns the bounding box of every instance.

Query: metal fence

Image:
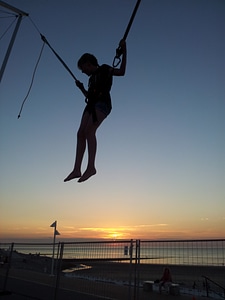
[139,239,225,299]
[0,239,224,300]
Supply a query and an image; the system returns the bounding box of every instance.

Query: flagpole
[50,221,60,276]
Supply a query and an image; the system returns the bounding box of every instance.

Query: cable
[17,42,45,119]
[0,15,17,40]
[28,16,41,35]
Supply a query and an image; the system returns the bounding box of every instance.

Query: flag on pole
[55,230,60,236]
[50,221,57,228]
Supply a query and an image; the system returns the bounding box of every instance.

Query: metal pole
[53,242,64,300]
[51,225,57,276]
[133,241,138,300]
[128,239,133,300]
[0,1,28,15]
[0,1,28,82]
[136,240,141,300]
[3,243,14,293]
[0,15,22,82]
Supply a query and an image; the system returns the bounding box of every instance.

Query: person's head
[164,267,170,274]
[77,53,98,76]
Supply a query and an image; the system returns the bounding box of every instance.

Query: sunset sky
[0,0,224,242]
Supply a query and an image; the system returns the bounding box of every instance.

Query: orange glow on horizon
[1,222,225,241]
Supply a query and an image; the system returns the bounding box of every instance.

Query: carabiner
[113,56,121,68]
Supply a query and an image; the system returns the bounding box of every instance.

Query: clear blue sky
[0,0,224,241]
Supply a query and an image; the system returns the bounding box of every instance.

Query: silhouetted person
[159,267,173,294]
[64,39,127,183]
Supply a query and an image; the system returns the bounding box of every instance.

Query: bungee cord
[40,34,78,81]
[113,0,141,67]
[28,16,78,80]
[28,16,78,82]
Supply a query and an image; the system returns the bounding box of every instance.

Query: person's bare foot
[64,170,81,182]
[78,168,96,183]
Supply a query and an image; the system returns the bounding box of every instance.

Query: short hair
[77,53,98,69]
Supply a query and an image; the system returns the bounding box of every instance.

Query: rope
[17,41,45,119]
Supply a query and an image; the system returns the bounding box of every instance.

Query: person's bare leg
[64,112,89,182]
[77,133,97,182]
[78,110,106,182]
[63,140,84,181]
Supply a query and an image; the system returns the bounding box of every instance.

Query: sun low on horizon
[1,219,225,242]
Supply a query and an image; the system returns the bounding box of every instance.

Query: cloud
[62,226,76,229]
[75,224,170,239]
[79,224,168,233]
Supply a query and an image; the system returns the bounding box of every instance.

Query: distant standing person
[159,267,173,294]
[64,39,127,183]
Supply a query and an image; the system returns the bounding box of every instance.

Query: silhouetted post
[50,221,60,276]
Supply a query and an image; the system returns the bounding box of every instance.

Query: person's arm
[112,39,127,76]
[75,80,88,97]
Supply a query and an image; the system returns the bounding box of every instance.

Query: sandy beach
[1,249,224,299]
[61,259,225,288]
